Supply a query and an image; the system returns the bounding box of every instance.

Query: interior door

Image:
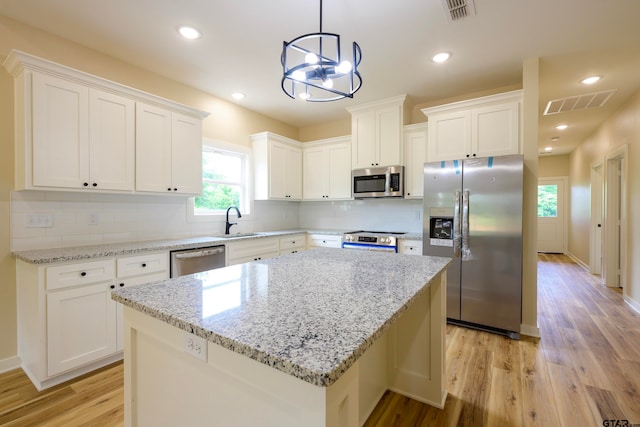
[537,178,566,253]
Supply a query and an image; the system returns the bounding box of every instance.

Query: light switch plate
[26,213,53,228]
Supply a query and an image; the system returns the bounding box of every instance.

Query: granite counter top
[12,230,308,264]
[111,248,450,387]
[13,229,423,264]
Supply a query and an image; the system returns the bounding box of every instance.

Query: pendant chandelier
[281,0,362,102]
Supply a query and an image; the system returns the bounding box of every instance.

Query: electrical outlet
[184,332,207,362]
[88,213,99,225]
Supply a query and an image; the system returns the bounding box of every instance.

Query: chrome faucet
[225,206,242,234]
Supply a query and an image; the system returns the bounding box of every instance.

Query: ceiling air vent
[543,90,616,115]
[441,0,476,22]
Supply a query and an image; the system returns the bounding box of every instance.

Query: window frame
[187,138,253,223]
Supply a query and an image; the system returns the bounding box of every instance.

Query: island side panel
[386,270,447,408]
[123,307,360,427]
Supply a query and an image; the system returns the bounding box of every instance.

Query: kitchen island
[112,248,450,427]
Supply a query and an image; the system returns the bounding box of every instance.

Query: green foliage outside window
[538,184,558,217]
[194,148,245,213]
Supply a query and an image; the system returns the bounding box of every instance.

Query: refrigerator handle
[462,190,470,260]
[453,190,461,258]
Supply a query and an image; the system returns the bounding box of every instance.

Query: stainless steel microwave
[352,166,404,199]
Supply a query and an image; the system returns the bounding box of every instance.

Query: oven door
[341,242,398,253]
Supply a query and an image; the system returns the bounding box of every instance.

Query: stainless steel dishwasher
[170,245,226,277]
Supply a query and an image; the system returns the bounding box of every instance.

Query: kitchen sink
[219,233,261,239]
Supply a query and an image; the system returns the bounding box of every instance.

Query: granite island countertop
[111,248,450,387]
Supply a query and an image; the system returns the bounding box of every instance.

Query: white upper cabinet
[30,73,135,191]
[303,137,352,200]
[31,73,90,189]
[89,90,135,191]
[3,49,208,194]
[348,95,407,169]
[403,123,428,199]
[422,90,522,162]
[136,103,202,195]
[135,103,172,193]
[252,132,302,200]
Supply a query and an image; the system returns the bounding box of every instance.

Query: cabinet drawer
[117,252,168,278]
[306,234,342,248]
[46,259,116,291]
[227,251,280,266]
[226,238,279,259]
[279,235,305,250]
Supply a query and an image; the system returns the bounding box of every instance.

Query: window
[191,141,250,218]
[538,184,558,217]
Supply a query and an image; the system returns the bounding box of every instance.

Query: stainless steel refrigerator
[423,155,523,339]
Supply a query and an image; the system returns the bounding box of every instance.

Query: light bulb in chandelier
[322,78,334,89]
[305,52,319,64]
[336,60,352,74]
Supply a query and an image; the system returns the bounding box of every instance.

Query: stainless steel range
[341,230,406,252]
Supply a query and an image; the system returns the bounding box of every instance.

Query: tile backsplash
[10,191,300,251]
[11,191,424,251]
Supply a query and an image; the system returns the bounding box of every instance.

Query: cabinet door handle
[110,284,115,289]
[173,188,178,191]
[141,263,147,268]
[92,183,98,187]
[119,283,125,287]
[167,188,172,191]
[83,182,89,187]
[80,271,87,277]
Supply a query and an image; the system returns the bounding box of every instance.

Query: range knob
[380,237,389,244]
[345,235,353,242]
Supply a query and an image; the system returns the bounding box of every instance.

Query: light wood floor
[1,254,639,426]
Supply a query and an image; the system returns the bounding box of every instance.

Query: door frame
[603,144,628,291]
[537,176,568,254]
[589,162,603,277]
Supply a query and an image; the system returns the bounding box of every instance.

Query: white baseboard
[520,323,540,338]
[566,251,589,271]
[624,295,640,314]
[0,355,21,374]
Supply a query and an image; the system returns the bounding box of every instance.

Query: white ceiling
[2,0,639,155]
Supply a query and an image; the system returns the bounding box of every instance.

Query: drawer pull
[80,272,87,277]
[141,263,147,268]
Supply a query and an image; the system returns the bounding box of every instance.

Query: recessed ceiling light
[555,124,568,130]
[177,25,201,40]
[580,75,601,85]
[544,147,553,152]
[231,92,245,100]
[432,52,451,63]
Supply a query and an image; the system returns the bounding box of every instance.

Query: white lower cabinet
[226,237,280,266]
[306,233,342,249]
[47,279,117,376]
[279,234,306,255]
[398,240,423,255]
[17,252,168,390]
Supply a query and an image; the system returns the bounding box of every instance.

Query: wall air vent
[441,0,476,22]
[543,90,616,115]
